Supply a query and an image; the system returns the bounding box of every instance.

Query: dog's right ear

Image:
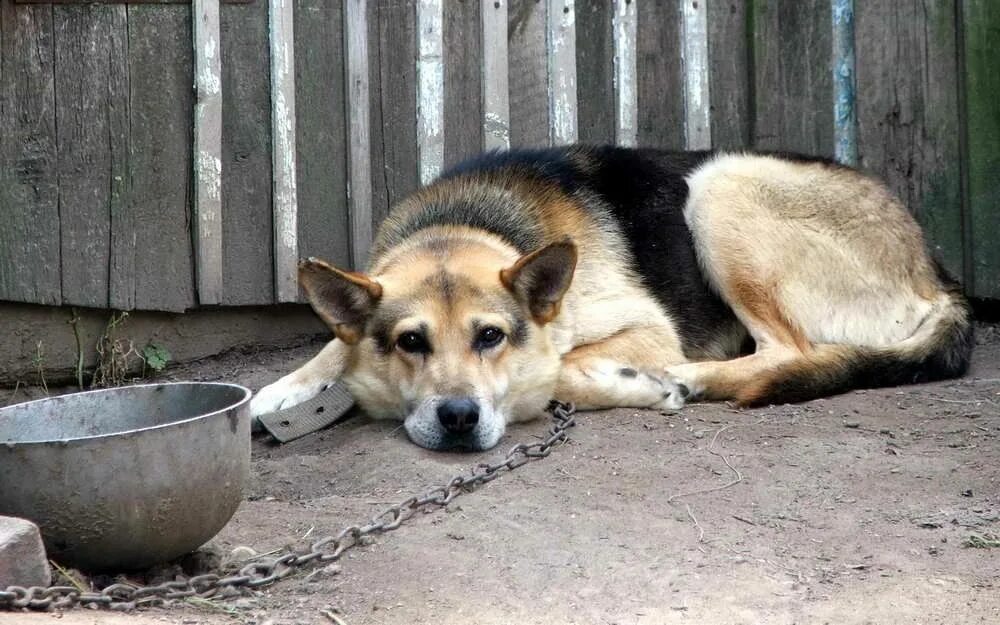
[299,258,382,344]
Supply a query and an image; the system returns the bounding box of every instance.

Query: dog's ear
[500,238,577,324]
[299,258,382,344]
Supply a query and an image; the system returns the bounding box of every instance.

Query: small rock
[0,516,51,587]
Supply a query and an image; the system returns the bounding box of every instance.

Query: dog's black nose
[437,398,480,434]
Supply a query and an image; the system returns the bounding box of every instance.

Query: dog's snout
[436,398,480,434]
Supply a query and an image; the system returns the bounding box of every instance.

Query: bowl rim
[0,381,252,445]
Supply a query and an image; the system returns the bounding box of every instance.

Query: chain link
[1,401,576,612]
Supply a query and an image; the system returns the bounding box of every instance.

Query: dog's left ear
[500,238,577,324]
[299,258,383,344]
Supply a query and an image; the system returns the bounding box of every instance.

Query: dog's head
[299,233,576,451]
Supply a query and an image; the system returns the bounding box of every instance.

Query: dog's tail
[737,285,973,407]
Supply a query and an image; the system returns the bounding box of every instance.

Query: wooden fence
[0,0,997,313]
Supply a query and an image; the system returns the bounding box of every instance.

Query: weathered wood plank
[546,0,577,145]
[269,0,299,302]
[193,0,224,305]
[575,0,613,145]
[963,0,1000,297]
[831,0,856,165]
[707,0,749,149]
[296,0,350,270]
[0,2,61,305]
[636,0,684,149]
[681,0,711,149]
[417,0,444,184]
[443,0,483,166]
[220,0,275,304]
[346,0,373,269]
[612,0,637,147]
[481,0,508,151]
[751,0,834,156]
[124,4,197,311]
[856,0,963,281]
[508,0,548,147]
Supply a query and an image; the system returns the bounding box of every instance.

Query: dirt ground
[3,326,999,625]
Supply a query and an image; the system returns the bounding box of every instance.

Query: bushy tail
[739,286,973,406]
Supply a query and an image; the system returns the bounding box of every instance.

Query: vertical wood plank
[125,4,197,312]
[296,0,350,270]
[575,0,614,145]
[546,0,577,145]
[443,0,483,166]
[637,0,684,149]
[612,0,637,147]
[681,0,711,149]
[193,0,223,304]
[855,0,963,280]
[53,4,128,309]
[831,0,857,165]
[345,0,372,268]
[963,0,1000,297]
[0,2,61,305]
[707,0,750,149]
[269,0,298,302]
[417,0,444,184]
[751,0,834,156]
[481,0,509,151]
[220,0,275,304]
[508,0,548,147]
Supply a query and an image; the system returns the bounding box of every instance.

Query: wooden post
[546,0,577,145]
[193,0,223,305]
[269,0,299,301]
[344,0,373,269]
[482,0,510,151]
[681,0,710,150]
[612,0,637,147]
[832,0,858,165]
[417,0,444,185]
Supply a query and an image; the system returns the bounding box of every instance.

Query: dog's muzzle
[404,396,504,451]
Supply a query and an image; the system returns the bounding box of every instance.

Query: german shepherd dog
[250,146,972,451]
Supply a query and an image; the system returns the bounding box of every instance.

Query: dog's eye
[396,331,430,354]
[474,326,505,350]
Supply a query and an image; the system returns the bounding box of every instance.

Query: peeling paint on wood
[417,0,444,185]
[482,0,510,150]
[344,0,373,269]
[193,0,224,305]
[269,0,299,301]
[546,0,577,145]
[831,0,857,165]
[612,0,636,147]
[681,0,711,150]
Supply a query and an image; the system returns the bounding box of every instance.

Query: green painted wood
[856,0,963,281]
[963,0,1000,298]
[575,0,614,145]
[0,1,61,306]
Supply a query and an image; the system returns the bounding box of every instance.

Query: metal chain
[0,401,576,612]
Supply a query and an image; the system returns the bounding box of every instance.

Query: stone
[0,516,51,588]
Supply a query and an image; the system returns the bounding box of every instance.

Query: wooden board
[575,0,614,145]
[295,0,350,270]
[681,0,711,149]
[508,0,548,147]
[220,0,275,304]
[963,0,1000,297]
[636,0,684,149]
[0,1,61,306]
[751,0,834,156]
[443,0,482,167]
[546,0,577,145]
[855,0,963,281]
[481,0,510,151]
[708,0,750,149]
[269,0,299,303]
[123,4,197,312]
[416,0,444,184]
[345,0,373,269]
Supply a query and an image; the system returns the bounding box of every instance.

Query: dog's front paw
[250,375,327,417]
[652,375,689,410]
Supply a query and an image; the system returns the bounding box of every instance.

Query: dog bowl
[0,382,251,571]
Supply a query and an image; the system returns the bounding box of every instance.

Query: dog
[249,146,972,451]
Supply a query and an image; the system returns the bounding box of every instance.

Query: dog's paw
[249,375,327,417]
[651,375,689,411]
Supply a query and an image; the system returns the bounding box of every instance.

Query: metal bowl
[0,382,251,571]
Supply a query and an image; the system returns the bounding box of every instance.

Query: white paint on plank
[344,0,373,269]
[612,0,637,147]
[269,0,299,301]
[417,0,445,185]
[481,0,510,150]
[193,0,223,304]
[681,0,711,149]
[546,0,578,145]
